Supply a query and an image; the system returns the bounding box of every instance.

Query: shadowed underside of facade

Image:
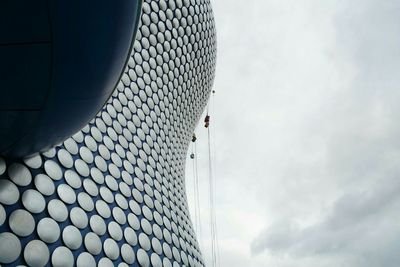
[0,0,216,266]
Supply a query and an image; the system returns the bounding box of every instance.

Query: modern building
[0,0,216,266]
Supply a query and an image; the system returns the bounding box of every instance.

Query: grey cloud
[249,1,400,266]
[251,172,400,257]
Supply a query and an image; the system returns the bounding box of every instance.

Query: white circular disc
[0,179,19,205]
[84,232,102,255]
[57,149,74,168]
[37,217,60,243]
[139,233,151,251]
[76,252,96,267]
[48,199,68,222]
[121,243,135,264]
[64,170,82,189]
[44,160,63,180]
[57,184,76,204]
[0,232,21,264]
[103,238,120,260]
[24,239,50,267]
[108,221,123,241]
[150,253,162,267]
[77,192,94,212]
[51,246,74,267]
[34,174,55,196]
[62,225,82,250]
[98,257,114,267]
[9,209,35,237]
[124,227,137,246]
[22,189,45,213]
[70,207,88,229]
[23,153,43,169]
[137,248,150,267]
[89,215,106,236]
[8,162,32,186]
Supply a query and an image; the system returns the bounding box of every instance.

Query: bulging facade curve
[0,0,216,266]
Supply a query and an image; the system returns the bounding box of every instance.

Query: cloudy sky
[185,0,400,267]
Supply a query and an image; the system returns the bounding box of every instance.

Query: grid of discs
[0,0,216,266]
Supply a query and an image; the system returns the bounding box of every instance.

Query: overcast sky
[186,1,400,266]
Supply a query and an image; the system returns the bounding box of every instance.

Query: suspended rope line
[207,125,216,267]
[205,89,220,267]
[210,90,221,267]
[194,140,203,250]
[191,142,198,232]
[190,132,204,252]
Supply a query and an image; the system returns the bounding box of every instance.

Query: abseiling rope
[210,90,220,267]
[194,141,203,250]
[191,92,219,266]
[191,139,203,249]
[206,91,220,267]
[212,92,221,267]
[207,125,216,267]
[191,144,198,231]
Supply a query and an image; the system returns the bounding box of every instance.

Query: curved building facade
[0,0,216,266]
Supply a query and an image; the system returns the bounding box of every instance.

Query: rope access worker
[204,115,210,128]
